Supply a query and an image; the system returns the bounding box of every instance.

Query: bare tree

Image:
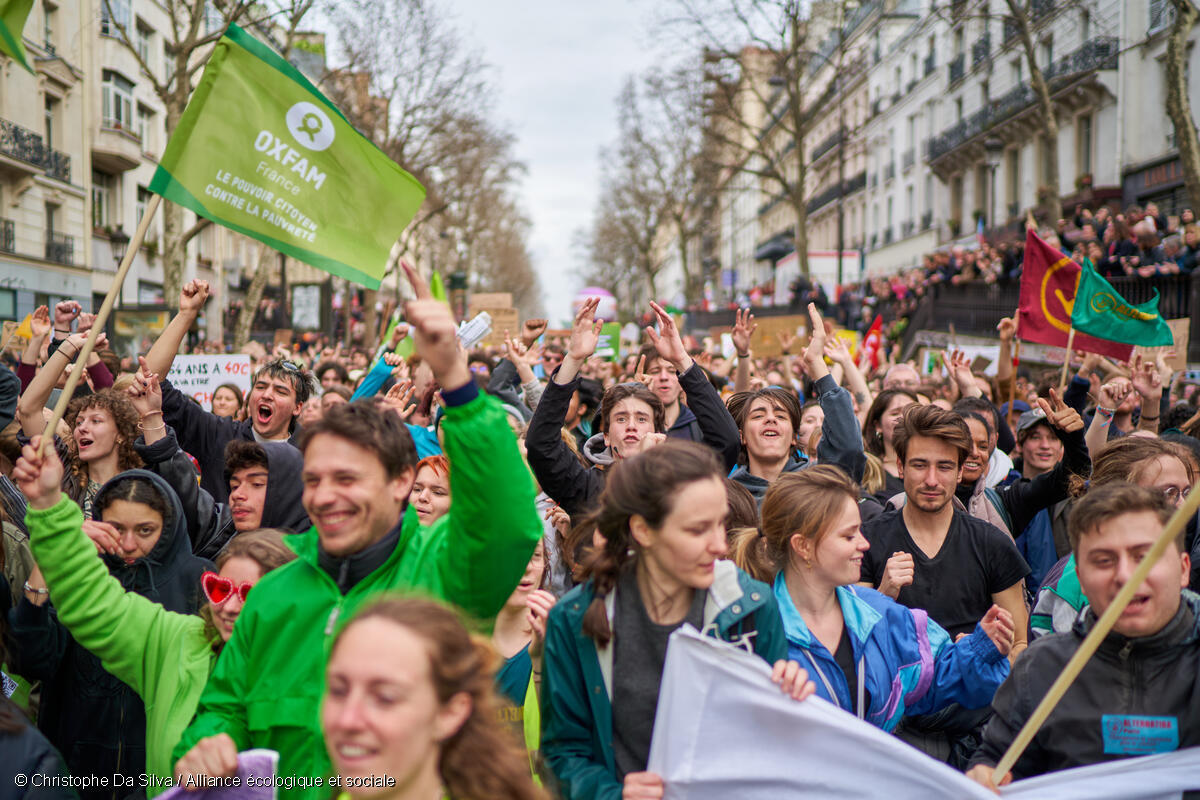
[102,0,316,309]
[669,0,847,277]
[1165,0,1200,211]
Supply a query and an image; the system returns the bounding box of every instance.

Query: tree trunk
[362,289,379,348]
[233,243,271,349]
[1009,0,1060,211]
[675,223,696,303]
[1167,0,1200,210]
[791,180,810,278]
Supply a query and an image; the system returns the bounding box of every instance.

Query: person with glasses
[172,299,543,797]
[1032,435,1198,638]
[10,440,294,797]
[142,280,315,505]
[8,456,214,798]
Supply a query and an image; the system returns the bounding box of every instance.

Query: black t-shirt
[832,625,870,717]
[861,508,1030,638]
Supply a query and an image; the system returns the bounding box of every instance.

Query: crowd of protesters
[0,257,1197,799]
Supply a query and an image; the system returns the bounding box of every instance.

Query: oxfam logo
[285,102,335,152]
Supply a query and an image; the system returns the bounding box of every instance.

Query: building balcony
[902,148,915,171]
[811,127,845,162]
[884,162,895,182]
[972,34,991,68]
[806,170,867,215]
[46,232,74,265]
[869,172,878,188]
[921,210,933,230]
[0,218,13,253]
[1032,0,1054,20]
[901,220,915,238]
[948,53,965,84]
[1003,19,1019,45]
[924,52,936,77]
[883,228,894,244]
[92,119,142,172]
[927,37,1118,165]
[0,117,72,182]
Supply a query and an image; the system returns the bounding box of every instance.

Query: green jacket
[540,561,786,800]
[172,389,543,797]
[26,496,216,797]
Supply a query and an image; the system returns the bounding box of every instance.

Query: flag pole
[1006,337,1021,428]
[991,477,1200,783]
[1058,327,1076,391]
[39,194,163,457]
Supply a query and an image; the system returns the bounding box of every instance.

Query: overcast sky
[441,0,662,325]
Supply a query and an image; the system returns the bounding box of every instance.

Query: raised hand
[544,504,571,536]
[381,379,416,419]
[823,335,852,365]
[400,259,432,300]
[943,348,981,398]
[1097,377,1132,410]
[53,301,81,331]
[978,605,1015,657]
[801,303,829,378]
[126,357,163,418]
[1127,354,1163,401]
[389,322,410,348]
[631,354,648,386]
[777,330,799,357]
[566,297,603,362]
[29,305,51,339]
[645,301,692,372]
[996,311,1018,342]
[12,437,65,510]
[730,307,756,356]
[76,312,98,334]
[406,299,470,392]
[634,432,667,454]
[59,330,108,360]
[1035,387,1084,433]
[520,318,548,349]
[179,279,211,314]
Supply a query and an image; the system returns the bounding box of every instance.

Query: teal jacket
[172,388,543,798]
[25,496,215,797]
[540,560,786,800]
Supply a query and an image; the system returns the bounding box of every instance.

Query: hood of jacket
[729,454,808,500]
[582,432,615,467]
[96,469,212,614]
[257,441,310,533]
[667,403,698,432]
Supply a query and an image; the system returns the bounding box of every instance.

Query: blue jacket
[541,561,786,800]
[774,577,1009,731]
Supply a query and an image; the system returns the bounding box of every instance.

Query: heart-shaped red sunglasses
[201,571,253,605]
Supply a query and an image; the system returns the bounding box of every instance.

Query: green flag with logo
[149,24,424,289]
[1069,265,1173,347]
[0,0,34,73]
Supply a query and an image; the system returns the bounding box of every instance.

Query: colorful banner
[0,0,33,73]
[1070,266,1173,347]
[1016,229,1133,360]
[149,25,425,290]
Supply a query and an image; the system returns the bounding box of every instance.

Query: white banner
[166,354,253,411]
[648,627,1199,800]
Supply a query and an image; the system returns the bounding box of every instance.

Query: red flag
[861,315,883,370]
[1017,228,1133,360]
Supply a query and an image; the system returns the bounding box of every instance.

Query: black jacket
[5,471,212,800]
[971,591,1200,782]
[0,698,77,800]
[159,378,299,504]
[526,364,741,519]
[136,427,309,560]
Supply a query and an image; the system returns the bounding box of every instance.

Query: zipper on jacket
[325,603,341,636]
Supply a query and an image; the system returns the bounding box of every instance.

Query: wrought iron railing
[924,51,936,77]
[45,232,73,265]
[902,148,915,171]
[920,210,933,230]
[972,34,991,68]
[884,162,895,182]
[948,53,965,84]
[811,127,845,162]
[0,219,13,253]
[0,117,71,182]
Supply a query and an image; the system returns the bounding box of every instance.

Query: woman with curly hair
[17,330,142,518]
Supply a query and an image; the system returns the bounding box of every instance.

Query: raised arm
[805,304,866,483]
[731,308,755,394]
[144,280,210,379]
[17,330,108,437]
[408,299,542,623]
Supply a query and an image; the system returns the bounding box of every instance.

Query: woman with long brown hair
[323,596,548,800]
[540,440,813,800]
[733,465,1012,731]
[861,388,920,504]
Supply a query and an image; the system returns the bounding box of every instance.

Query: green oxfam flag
[1069,266,1173,347]
[149,25,424,289]
[0,0,34,73]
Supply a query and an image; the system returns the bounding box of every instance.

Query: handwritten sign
[166,355,253,411]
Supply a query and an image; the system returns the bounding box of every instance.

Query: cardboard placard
[273,328,294,349]
[1,321,28,356]
[751,314,809,358]
[468,293,513,314]
[1133,318,1189,372]
[473,308,519,347]
[166,355,253,411]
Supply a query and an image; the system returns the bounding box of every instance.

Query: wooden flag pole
[991,478,1200,782]
[39,194,163,457]
[1059,327,1076,391]
[1006,337,1021,428]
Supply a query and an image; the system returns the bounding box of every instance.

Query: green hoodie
[25,495,216,797]
[173,388,543,798]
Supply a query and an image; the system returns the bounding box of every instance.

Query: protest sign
[166,355,253,410]
[1133,318,1189,372]
[749,314,807,358]
[149,24,425,290]
[595,322,622,360]
[648,628,1200,800]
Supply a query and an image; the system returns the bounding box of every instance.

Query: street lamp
[984,136,1005,234]
[109,226,130,264]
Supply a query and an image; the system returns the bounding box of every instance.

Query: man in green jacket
[172,299,543,795]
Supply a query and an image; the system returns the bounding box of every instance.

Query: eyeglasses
[1162,486,1191,504]
[202,571,253,605]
